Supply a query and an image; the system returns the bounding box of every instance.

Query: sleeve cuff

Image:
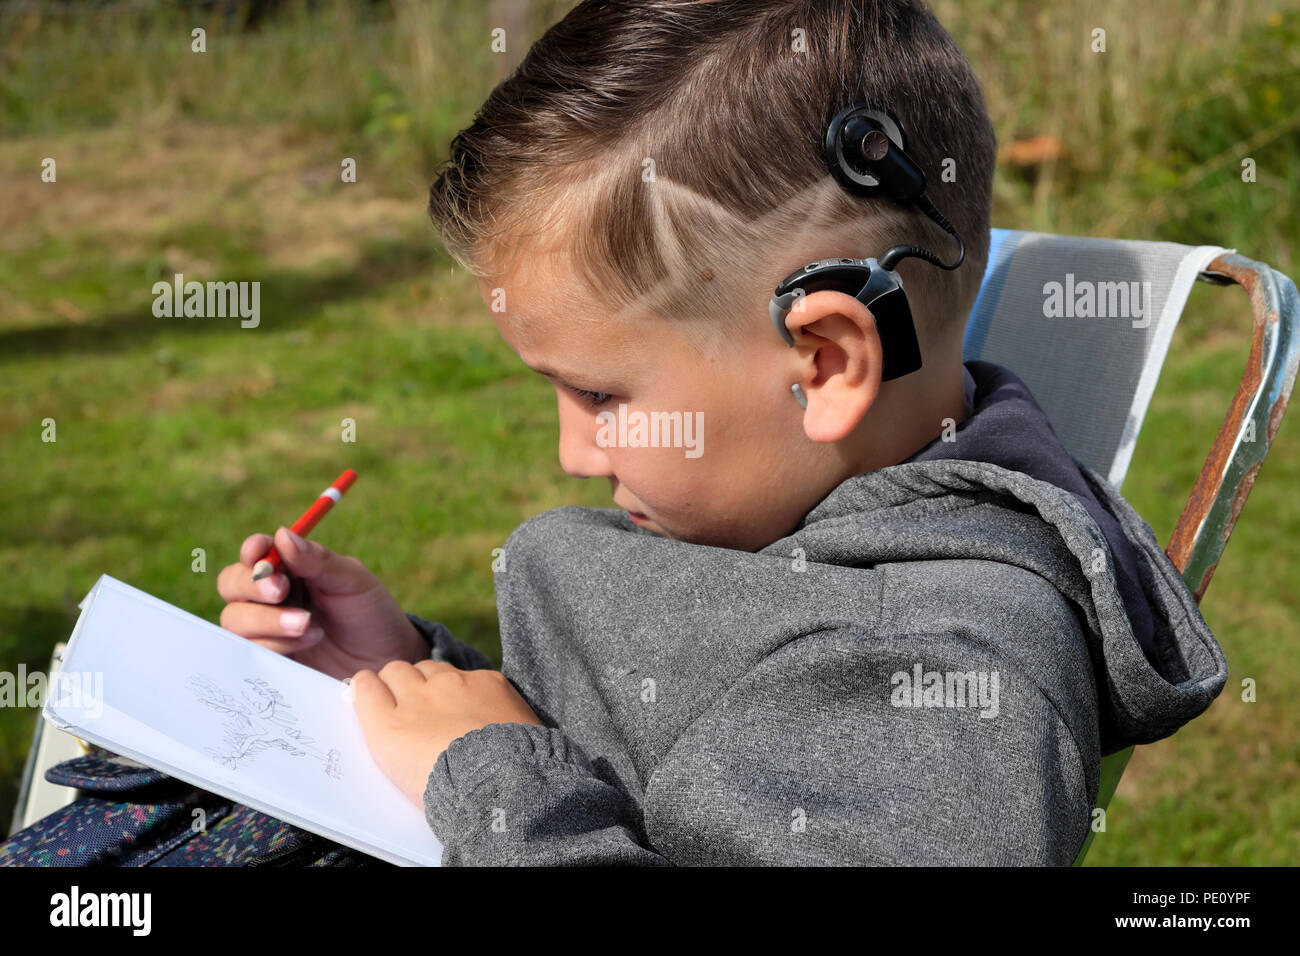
[423,722,598,837]
[406,612,444,653]
[405,613,495,670]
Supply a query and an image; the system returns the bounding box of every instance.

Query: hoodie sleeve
[420,625,1095,866]
[405,613,496,671]
[422,721,673,865]
[406,615,672,864]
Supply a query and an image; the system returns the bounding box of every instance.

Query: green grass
[1,0,1297,862]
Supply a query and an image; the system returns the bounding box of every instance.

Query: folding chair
[965,228,1300,865]
[8,642,90,837]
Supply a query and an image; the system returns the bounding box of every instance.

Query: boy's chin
[637,519,771,553]
[621,507,777,551]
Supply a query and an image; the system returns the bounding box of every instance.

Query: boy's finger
[272,526,370,593]
[244,632,326,656]
[376,659,428,696]
[350,670,396,715]
[239,533,275,568]
[219,600,320,643]
[216,562,290,605]
[413,660,456,679]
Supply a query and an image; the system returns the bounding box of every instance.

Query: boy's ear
[782,290,884,443]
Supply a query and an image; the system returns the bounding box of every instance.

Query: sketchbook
[42,574,443,866]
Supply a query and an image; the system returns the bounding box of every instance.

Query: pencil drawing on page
[187,673,341,779]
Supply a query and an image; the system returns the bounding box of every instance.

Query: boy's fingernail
[280,609,311,634]
[258,576,284,600]
[301,625,325,644]
[285,528,307,550]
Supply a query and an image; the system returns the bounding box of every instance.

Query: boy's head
[429,0,996,551]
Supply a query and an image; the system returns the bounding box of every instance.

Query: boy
[219,0,1226,865]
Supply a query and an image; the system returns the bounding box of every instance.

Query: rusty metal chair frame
[1073,252,1300,864]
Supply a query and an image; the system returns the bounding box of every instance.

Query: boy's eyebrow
[523,360,558,378]
[521,359,561,379]
[521,360,586,387]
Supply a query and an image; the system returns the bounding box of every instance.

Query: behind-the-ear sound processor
[769,103,966,384]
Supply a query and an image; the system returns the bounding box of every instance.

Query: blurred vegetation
[0,0,1296,863]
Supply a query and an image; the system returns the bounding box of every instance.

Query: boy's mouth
[613,494,650,526]
[610,481,651,528]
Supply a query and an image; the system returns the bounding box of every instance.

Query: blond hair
[429,0,996,351]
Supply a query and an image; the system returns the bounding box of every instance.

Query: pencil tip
[251,560,272,582]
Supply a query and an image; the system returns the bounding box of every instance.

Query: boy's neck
[859,355,969,470]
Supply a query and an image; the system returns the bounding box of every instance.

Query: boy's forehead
[479,247,622,314]
[473,257,660,375]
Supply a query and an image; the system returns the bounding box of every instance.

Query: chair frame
[1072,252,1300,864]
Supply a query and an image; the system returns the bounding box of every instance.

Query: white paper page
[44,574,443,867]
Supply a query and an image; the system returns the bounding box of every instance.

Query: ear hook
[769,256,923,382]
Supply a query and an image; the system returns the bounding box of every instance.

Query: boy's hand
[216,527,428,681]
[350,660,542,807]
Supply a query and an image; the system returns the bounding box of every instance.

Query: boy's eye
[569,387,614,408]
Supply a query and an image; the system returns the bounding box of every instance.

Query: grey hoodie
[407,359,1227,865]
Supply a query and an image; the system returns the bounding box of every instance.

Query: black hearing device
[769,103,966,381]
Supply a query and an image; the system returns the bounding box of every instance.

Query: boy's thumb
[273,526,357,590]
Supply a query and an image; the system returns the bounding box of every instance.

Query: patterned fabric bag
[0,746,391,867]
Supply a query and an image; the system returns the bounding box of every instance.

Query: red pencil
[251,469,357,581]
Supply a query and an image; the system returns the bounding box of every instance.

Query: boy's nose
[556,396,614,479]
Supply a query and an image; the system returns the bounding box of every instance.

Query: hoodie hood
[789,359,1227,755]
[906,360,1157,664]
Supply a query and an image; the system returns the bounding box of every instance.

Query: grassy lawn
[1,0,1296,863]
